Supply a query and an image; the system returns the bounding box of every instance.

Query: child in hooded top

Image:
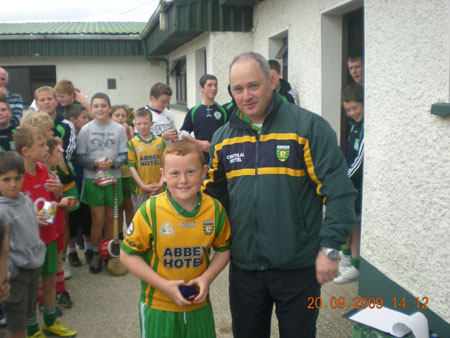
[0,151,46,338]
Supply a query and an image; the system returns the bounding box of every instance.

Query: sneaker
[333,265,359,284]
[89,255,102,274]
[38,304,63,317]
[43,320,77,337]
[27,332,47,338]
[57,291,73,309]
[339,254,351,269]
[67,251,82,267]
[85,250,93,265]
[63,262,72,280]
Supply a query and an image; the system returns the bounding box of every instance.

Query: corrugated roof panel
[0,39,144,57]
[0,22,147,36]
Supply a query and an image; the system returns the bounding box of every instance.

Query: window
[269,31,289,81]
[170,57,187,104]
[275,37,288,81]
[4,66,56,106]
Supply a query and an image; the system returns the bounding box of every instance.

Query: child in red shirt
[14,127,76,337]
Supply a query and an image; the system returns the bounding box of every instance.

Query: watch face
[329,250,339,259]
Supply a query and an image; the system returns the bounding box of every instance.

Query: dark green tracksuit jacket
[203,91,357,271]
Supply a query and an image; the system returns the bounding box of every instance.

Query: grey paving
[51,249,357,338]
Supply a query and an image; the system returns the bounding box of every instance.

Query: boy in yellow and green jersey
[127,108,166,214]
[121,140,230,338]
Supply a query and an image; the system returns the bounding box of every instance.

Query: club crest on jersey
[214,111,222,120]
[160,222,175,236]
[136,146,143,153]
[157,144,161,151]
[126,222,134,236]
[276,145,290,162]
[203,221,214,235]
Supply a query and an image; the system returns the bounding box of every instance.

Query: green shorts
[81,178,123,207]
[122,176,136,198]
[139,301,216,338]
[63,184,80,212]
[40,240,58,276]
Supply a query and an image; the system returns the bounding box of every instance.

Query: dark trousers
[229,263,320,338]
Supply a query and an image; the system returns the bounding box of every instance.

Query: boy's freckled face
[201,80,218,101]
[91,99,111,122]
[343,101,364,123]
[134,115,153,137]
[36,91,57,115]
[161,153,207,206]
[0,170,24,198]
[0,103,11,128]
[111,108,127,124]
[150,94,170,112]
[56,93,74,107]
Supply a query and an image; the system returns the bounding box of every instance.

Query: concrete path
[48,249,357,338]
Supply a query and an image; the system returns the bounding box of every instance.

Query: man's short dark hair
[65,103,87,120]
[199,74,217,88]
[342,83,364,104]
[150,83,172,99]
[268,59,281,73]
[0,151,24,176]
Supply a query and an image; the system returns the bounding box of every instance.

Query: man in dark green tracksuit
[203,52,357,338]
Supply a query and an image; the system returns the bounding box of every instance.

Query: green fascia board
[144,30,203,56]
[219,0,259,7]
[0,39,144,57]
[143,0,253,56]
[359,257,450,336]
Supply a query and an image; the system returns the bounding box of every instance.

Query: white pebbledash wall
[0,55,165,110]
[167,31,253,109]
[362,0,450,322]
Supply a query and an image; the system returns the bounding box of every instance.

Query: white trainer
[63,262,72,280]
[333,265,359,284]
[339,254,351,268]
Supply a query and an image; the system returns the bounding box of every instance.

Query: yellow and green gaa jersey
[121,191,230,312]
[127,134,165,195]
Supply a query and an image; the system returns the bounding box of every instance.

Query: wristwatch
[319,247,339,260]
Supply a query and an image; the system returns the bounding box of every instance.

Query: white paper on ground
[349,307,429,338]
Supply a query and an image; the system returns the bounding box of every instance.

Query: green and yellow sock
[92,244,99,257]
